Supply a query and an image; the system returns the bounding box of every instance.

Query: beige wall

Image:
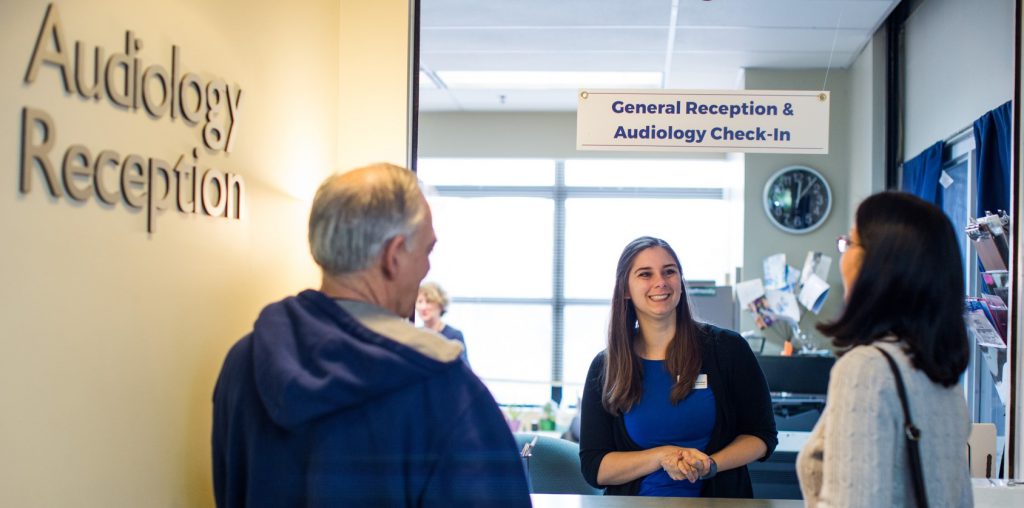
[339,0,412,169]
[845,28,887,221]
[903,0,1014,157]
[0,0,410,506]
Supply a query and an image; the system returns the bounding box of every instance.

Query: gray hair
[308,163,427,275]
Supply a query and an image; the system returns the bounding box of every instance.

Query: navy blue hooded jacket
[212,290,531,507]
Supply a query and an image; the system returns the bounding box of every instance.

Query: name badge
[694,374,708,390]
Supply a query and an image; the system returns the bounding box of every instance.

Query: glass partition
[416,157,744,405]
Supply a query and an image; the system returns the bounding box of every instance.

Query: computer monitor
[757,355,834,395]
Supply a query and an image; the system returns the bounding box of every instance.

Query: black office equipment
[758,355,834,432]
[757,355,834,395]
[749,355,836,500]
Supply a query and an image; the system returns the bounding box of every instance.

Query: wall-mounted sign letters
[19,3,247,233]
[576,89,830,154]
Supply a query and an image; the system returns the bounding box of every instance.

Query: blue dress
[623,359,717,497]
[439,324,469,365]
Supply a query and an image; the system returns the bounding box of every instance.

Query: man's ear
[381,235,406,279]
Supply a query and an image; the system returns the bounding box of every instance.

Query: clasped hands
[658,446,711,483]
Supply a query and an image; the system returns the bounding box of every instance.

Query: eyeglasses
[836,235,858,254]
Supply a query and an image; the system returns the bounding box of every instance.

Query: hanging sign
[577,89,829,154]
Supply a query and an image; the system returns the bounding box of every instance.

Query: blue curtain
[901,141,945,204]
[972,101,1012,217]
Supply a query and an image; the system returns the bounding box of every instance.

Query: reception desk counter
[532,494,800,507]
[530,480,1024,507]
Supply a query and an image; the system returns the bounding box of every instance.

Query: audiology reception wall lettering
[19,3,246,233]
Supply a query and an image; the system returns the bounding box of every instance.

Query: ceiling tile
[422,27,669,53]
[418,0,900,111]
[422,0,677,27]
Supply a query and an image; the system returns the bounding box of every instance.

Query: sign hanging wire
[822,8,844,92]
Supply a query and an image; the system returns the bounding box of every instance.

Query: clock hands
[794,178,816,206]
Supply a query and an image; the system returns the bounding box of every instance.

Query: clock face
[763,166,832,234]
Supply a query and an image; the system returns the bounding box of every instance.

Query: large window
[417,157,744,405]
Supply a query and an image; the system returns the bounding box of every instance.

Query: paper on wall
[766,289,801,323]
[799,252,832,285]
[763,254,787,290]
[785,265,800,291]
[798,274,830,314]
[748,296,775,330]
[939,170,954,189]
[735,279,766,307]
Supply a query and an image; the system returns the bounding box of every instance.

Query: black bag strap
[875,346,929,508]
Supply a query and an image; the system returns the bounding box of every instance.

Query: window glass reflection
[564,158,741,188]
[426,196,553,298]
[442,303,552,405]
[564,197,737,298]
[419,158,554,186]
[563,304,611,390]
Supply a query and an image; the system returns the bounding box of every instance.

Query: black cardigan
[578,324,778,497]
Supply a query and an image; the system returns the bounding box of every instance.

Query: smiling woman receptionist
[579,236,777,497]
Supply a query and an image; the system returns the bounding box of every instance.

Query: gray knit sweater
[796,340,973,507]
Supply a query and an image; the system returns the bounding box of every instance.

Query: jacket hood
[251,290,454,429]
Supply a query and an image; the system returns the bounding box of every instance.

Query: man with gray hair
[212,163,530,507]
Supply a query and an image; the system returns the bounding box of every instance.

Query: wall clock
[763,165,832,234]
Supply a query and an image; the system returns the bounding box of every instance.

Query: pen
[520,435,538,457]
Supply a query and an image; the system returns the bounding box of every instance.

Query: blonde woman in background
[417,282,469,365]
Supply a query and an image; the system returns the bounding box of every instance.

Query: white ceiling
[419,0,901,112]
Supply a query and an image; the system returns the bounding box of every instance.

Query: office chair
[514,433,603,495]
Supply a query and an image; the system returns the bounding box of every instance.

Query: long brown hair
[602,236,702,415]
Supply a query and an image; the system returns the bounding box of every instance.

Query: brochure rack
[964,211,1012,477]
[967,211,1011,343]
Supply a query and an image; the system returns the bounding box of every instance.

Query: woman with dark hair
[579,236,777,497]
[797,192,972,506]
